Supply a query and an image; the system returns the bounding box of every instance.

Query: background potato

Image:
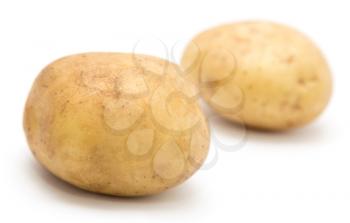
[24,53,209,196]
[181,21,332,130]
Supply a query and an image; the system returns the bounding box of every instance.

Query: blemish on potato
[298,77,305,85]
[286,55,294,64]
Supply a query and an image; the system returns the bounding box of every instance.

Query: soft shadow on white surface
[246,123,328,146]
[203,101,329,151]
[24,158,201,211]
[211,115,328,144]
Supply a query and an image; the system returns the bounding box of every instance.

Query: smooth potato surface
[24,53,209,196]
[181,21,332,130]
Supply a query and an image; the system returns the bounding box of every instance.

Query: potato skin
[24,53,209,196]
[181,21,332,130]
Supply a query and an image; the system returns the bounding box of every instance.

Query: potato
[181,21,332,130]
[24,53,209,196]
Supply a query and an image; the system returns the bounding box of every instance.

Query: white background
[1,0,349,222]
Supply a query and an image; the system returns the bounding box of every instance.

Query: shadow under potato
[204,103,329,149]
[25,157,200,211]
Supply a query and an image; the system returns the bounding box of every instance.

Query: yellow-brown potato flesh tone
[181,21,332,130]
[24,53,210,196]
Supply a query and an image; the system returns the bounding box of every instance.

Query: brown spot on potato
[298,77,305,85]
[292,103,302,110]
[60,100,70,114]
[286,55,294,64]
[286,120,296,127]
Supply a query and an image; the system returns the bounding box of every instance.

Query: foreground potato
[182,21,332,130]
[24,53,209,196]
